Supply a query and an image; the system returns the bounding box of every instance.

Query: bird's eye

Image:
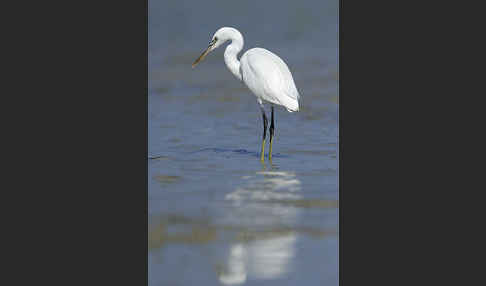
[209,37,217,46]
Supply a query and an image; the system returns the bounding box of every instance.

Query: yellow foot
[268,138,273,161]
[260,139,265,162]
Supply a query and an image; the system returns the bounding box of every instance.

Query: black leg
[260,106,268,161]
[261,107,268,141]
[270,106,275,139]
[269,106,275,160]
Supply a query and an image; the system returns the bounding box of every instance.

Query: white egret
[192,27,300,161]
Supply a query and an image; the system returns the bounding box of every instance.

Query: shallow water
[149,0,338,285]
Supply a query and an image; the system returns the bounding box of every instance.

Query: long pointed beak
[192,40,216,68]
[192,47,211,68]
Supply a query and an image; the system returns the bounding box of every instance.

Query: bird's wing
[242,48,300,107]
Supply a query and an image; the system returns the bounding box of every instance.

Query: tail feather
[285,98,299,112]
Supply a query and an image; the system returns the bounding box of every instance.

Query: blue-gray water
[149,0,338,285]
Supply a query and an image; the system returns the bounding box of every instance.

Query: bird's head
[191,27,236,68]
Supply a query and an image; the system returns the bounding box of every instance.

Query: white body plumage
[193,27,300,112]
[240,47,300,112]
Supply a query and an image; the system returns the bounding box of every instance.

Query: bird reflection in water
[218,168,302,285]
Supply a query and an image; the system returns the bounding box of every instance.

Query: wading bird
[192,27,300,161]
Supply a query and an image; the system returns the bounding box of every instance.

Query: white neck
[223,30,244,81]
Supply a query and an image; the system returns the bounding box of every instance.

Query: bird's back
[240,48,300,112]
